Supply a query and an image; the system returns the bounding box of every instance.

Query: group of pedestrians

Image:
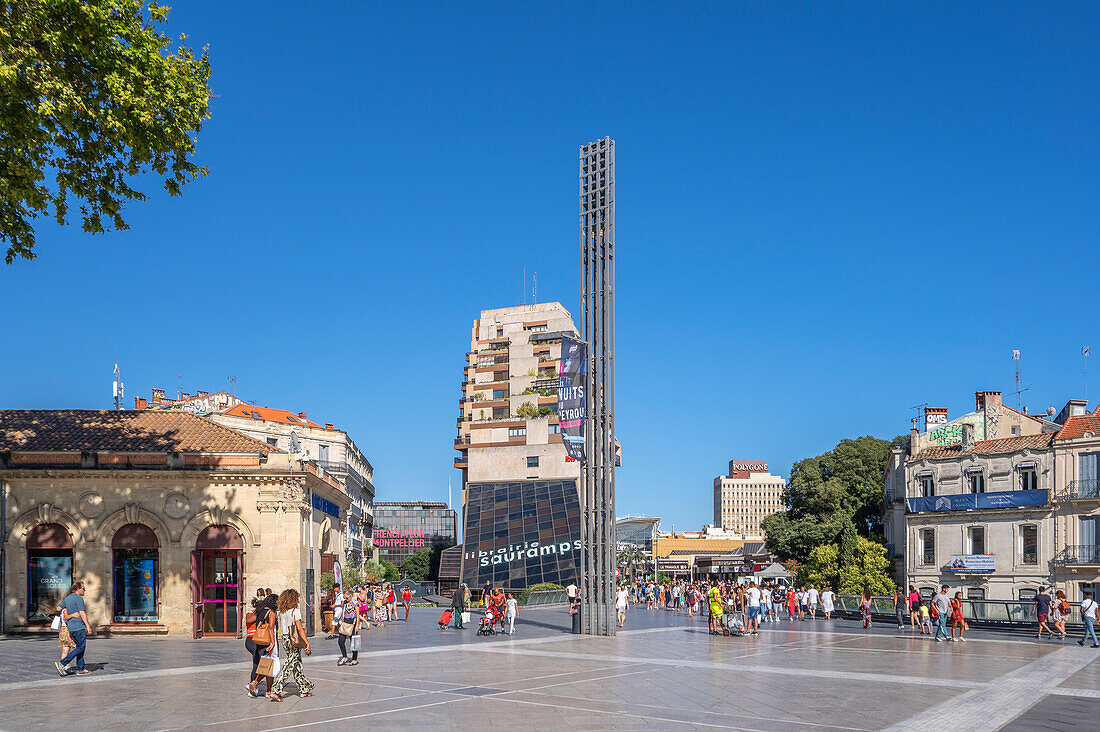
[243,587,314,702]
[322,582,412,633]
[446,583,518,633]
[627,579,837,629]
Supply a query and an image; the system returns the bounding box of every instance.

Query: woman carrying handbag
[270,589,314,702]
[246,594,278,698]
[336,596,361,666]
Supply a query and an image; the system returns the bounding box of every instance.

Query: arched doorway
[192,525,243,638]
[112,524,159,623]
[26,523,73,623]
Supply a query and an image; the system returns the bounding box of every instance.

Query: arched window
[26,523,73,623]
[195,525,243,635]
[112,524,159,622]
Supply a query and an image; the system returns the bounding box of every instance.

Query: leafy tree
[801,544,839,589]
[361,559,384,583]
[836,538,896,595]
[1,0,212,263]
[380,559,400,582]
[400,546,443,582]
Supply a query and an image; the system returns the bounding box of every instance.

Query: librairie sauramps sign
[558,336,586,462]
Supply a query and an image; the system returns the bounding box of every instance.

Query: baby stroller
[722,613,747,637]
[477,606,499,636]
[438,609,453,630]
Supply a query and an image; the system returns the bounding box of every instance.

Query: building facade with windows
[884,397,1100,603]
[454,303,583,589]
[0,410,350,637]
[137,391,376,567]
[713,460,785,539]
[371,502,458,571]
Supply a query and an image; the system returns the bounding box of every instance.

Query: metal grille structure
[579,137,616,635]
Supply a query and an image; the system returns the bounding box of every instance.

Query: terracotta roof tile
[1055,413,1100,441]
[222,404,327,429]
[909,433,1053,461]
[0,410,282,454]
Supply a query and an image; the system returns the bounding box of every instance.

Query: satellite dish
[290,431,301,454]
[1046,406,1057,418]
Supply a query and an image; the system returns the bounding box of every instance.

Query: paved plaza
[1,607,1098,731]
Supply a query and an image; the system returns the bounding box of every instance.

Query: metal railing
[834,595,1088,628]
[1055,544,1100,565]
[1058,478,1100,500]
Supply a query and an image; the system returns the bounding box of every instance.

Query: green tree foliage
[399,546,444,582]
[361,560,384,583]
[764,435,908,592]
[1,0,212,263]
[380,559,400,582]
[527,582,564,592]
[836,538,896,595]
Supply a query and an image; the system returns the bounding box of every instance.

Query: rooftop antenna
[112,363,124,410]
[176,373,183,401]
[227,375,237,394]
[1010,350,1030,410]
[909,402,928,430]
[1084,346,1091,401]
[532,270,537,304]
[448,475,453,511]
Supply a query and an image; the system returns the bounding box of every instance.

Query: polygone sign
[728,460,768,474]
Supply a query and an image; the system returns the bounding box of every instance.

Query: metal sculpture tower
[579,137,616,635]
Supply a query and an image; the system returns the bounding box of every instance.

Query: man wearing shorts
[1034,587,1053,639]
[746,581,762,635]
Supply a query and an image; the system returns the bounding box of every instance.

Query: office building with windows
[713,460,785,539]
[454,303,583,588]
[372,501,458,571]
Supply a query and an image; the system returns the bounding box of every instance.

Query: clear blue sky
[3,2,1098,531]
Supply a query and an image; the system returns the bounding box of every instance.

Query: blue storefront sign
[907,489,1047,513]
[312,492,340,518]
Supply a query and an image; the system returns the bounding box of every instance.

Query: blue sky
[3,2,1099,531]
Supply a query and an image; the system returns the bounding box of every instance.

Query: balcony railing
[1018,552,1038,566]
[1058,478,1100,501]
[1055,544,1100,566]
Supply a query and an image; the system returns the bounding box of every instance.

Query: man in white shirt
[807,585,819,620]
[1078,590,1099,648]
[566,582,579,612]
[746,581,762,634]
[327,584,345,638]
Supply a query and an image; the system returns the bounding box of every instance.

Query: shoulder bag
[253,608,274,646]
[289,615,308,648]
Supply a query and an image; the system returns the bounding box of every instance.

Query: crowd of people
[445,582,519,633]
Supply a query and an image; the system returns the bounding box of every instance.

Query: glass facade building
[461,479,581,588]
[615,517,660,556]
[372,502,458,569]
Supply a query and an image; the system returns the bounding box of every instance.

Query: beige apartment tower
[714,460,786,538]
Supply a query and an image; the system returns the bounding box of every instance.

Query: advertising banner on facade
[949,554,995,573]
[558,337,587,462]
[907,489,1047,514]
[117,556,157,621]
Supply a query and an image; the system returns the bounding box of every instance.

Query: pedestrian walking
[452,582,468,629]
[483,580,492,608]
[708,581,723,635]
[615,584,629,628]
[385,584,397,621]
[932,585,951,642]
[893,587,906,630]
[950,592,967,642]
[746,581,762,634]
[402,586,412,621]
[246,593,278,698]
[54,600,76,662]
[1051,590,1069,640]
[820,587,835,620]
[54,581,90,677]
[505,593,518,634]
[860,589,873,629]
[1034,586,1054,639]
[270,589,314,702]
[1077,590,1099,648]
[919,600,932,634]
[336,593,361,666]
[786,587,797,621]
[908,585,921,629]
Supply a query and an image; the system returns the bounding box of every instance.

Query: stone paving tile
[1,606,1098,730]
[1056,651,1100,690]
[1000,694,1100,731]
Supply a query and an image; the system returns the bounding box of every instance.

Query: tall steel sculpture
[579,137,616,635]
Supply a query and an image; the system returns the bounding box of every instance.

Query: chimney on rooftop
[325,423,334,429]
[961,423,976,449]
[134,397,147,410]
[976,391,1002,411]
[298,411,307,419]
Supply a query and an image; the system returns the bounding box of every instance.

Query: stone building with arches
[0,410,350,637]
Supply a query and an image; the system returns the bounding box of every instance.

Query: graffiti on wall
[928,413,985,446]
